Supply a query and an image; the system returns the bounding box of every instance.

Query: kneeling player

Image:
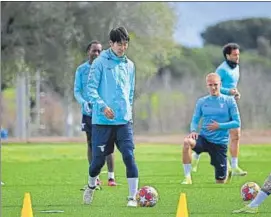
[181,73,241,184]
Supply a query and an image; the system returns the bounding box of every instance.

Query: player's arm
[74,67,86,105]
[216,68,232,95]
[86,60,107,110]
[218,98,241,129]
[188,99,203,139]
[129,64,136,107]
[190,99,203,132]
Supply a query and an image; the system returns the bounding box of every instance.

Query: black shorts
[193,135,228,180]
[81,114,92,133]
[82,115,92,148]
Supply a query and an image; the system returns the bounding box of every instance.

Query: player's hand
[234,92,241,100]
[229,88,238,96]
[187,132,198,140]
[207,120,219,131]
[104,106,115,119]
[83,101,92,114]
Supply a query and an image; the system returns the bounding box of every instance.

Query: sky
[173,2,271,47]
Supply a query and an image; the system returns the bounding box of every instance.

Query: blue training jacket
[74,61,92,116]
[216,61,240,95]
[86,48,135,125]
[190,94,241,145]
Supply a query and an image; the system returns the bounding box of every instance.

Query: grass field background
[1,143,271,217]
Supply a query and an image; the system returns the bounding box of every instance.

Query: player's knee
[122,149,135,166]
[231,129,241,141]
[106,153,114,162]
[183,138,193,150]
[231,134,240,141]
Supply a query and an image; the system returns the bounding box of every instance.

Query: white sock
[88,176,97,188]
[108,172,115,180]
[183,164,192,177]
[249,190,269,208]
[192,152,200,160]
[231,157,238,169]
[127,178,139,200]
[89,175,100,184]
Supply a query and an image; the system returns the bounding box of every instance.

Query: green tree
[201,18,271,51]
[1,2,178,96]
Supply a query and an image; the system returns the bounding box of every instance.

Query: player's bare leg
[230,128,247,176]
[191,152,200,172]
[181,138,195,184]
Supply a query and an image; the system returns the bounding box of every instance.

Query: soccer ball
[241,182,260,201]
[136,186,159,207]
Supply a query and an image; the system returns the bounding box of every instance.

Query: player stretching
[182,73,240,184]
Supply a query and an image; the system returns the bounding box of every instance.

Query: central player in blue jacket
[181,73,241,184]
[74,41,117,189]
[192,43,247,177]
[83,27,139,207]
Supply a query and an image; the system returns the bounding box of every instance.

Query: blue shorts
[91,122,134,157]
[81,115,92,133]
[193,135,228,180]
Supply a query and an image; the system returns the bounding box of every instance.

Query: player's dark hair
[109,26,130,43]
[86,40,101,52]
[223,43,240,59]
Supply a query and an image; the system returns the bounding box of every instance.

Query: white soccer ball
[241,182,260,201]
[136,186,159,207]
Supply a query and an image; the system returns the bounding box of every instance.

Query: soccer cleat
[108,178,117,186]
[232,205,258,214]
[232,167,248,176]
[181,176,192,184]
[191,158,199,172]
[127,197,137,207]
[83,186,95,205]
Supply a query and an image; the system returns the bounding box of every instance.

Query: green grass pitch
[2,143,271,217]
